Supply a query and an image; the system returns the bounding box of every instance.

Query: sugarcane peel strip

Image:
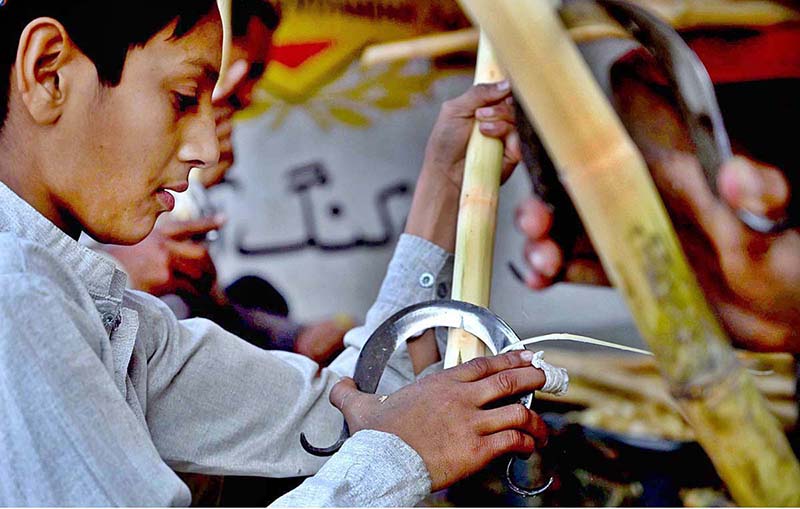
[501,333,653,357]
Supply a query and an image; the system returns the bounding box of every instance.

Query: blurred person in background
[515,18,800,354]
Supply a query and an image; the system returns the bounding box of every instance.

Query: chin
[92,217,157,246]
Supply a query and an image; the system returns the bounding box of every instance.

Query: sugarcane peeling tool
[300,299,554,497]
[520,0,798,237]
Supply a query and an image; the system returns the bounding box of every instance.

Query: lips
[157,189,176,212]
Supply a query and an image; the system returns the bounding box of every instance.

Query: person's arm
[0,274,190,506]
[143,302,343,478]
[142,294,548,507]
[328,82,522,386]
[325,233,454,390]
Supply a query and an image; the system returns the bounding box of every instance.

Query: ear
[14,18,74,125]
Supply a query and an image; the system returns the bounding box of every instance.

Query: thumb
[213,59,249,104]
[329,377,359,412]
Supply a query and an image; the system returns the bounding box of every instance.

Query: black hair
[0,0,218,132]
[231,0,280,38]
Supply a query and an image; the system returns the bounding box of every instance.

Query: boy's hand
[406,83,522,252]
[422,81,522,190]
[294,316,354,366]
[330,350,548,492]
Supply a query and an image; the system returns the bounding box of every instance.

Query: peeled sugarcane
[456,0,800,505]
[360,0,798,68]
[361,28,480,67]
[443,33,506,369]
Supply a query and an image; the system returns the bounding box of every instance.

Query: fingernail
[520,350,534,362]
[506,97,514,105]
[728,158,762,198]
[528,250,547,274]
[480,121,497,131]
[476,107,494,118]
[497,80,511,91]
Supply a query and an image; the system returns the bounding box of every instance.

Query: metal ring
[505,457,554,497]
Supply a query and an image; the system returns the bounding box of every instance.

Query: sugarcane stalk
[456,0,800,505]
[361,28,480,67]
[443,33,506,369]
[359,0,797,68]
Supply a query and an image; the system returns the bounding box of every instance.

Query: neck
[0,133,82,240]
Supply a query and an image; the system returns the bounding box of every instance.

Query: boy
[0,0,545,506]
[96,0,351,366]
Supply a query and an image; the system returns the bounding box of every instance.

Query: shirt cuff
[272,430,431,507]
[378,233,454,309]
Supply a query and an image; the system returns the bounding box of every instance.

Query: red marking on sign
[270,41,335,69]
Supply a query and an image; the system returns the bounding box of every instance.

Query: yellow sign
[263,0,468,102]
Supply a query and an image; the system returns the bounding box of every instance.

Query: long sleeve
[272,430,431,507]
[143,234,451,480]
[0,273,190,506]
[143,309,345,478]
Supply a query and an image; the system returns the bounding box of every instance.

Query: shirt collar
[0,181,127,306]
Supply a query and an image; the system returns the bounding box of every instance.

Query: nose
[178,99,220,169]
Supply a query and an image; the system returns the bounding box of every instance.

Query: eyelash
[173,92,199,113]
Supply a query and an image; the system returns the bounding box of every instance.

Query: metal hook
[505,458,555,497]
[300,300,510,456]
[300,300,554,498]
[300,424,350,457]
[503,391,554,497]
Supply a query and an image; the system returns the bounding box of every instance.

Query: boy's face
[51,12,222,244]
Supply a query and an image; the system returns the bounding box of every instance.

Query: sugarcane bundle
[444,33,506,368]
[456,0,800,505]
[536,349,798,440]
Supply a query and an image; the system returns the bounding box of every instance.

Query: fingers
[212,59,249,104]
[329,377,373,429]
[718,157,791,220]
[165,240,215,281]
[516,197,554,241]
[161,215,226,240]
[449,350,535,383]
[563,259,609,286]
[502,130,523,175]
[476,404,548,447]
[516,197,561,289]
[471,366,546,407]
[476,96,515,131]
[442,81,512,118]
[481,430,537,459]
[524,239,563,280]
